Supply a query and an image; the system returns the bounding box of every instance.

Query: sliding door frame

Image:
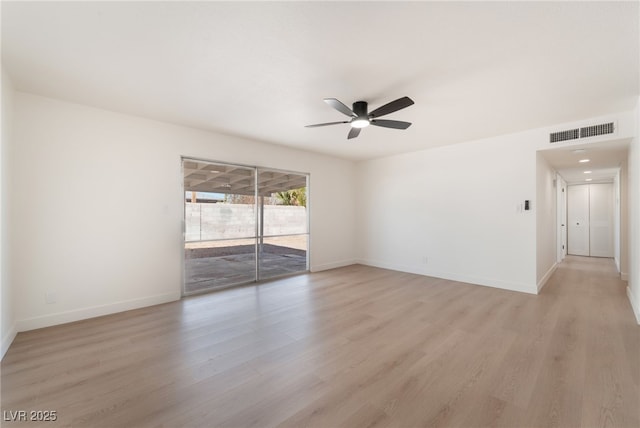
[181,156,310,296]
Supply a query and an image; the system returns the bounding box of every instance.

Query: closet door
[567,185,590,256]
[589,183,613,257]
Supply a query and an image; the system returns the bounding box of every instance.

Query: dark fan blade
[324,98,356,117]
[305,120,350,128]
[368,96,414,118]
[370,119,412,130]
[347,127,361,139]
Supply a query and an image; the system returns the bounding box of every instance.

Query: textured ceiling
[2,1,638,162]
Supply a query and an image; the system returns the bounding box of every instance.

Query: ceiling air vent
[550,128,579,143]
[549,121,616,144]
[580,122,614,138]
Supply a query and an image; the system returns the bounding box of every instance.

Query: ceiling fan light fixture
[351,118,370,128]
[306,96,414,138]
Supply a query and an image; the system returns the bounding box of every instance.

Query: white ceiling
[2,1,638,162]
[540,139,630,185]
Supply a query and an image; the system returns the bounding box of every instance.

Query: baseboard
[621,272,629,281]
[537,263,558,293]
[310,259,356,273]
[356,258,537,295]
[16,291,181,332]
[627,286,640,325]
[1,323,17,360]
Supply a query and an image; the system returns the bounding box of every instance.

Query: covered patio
[183,160,309,294]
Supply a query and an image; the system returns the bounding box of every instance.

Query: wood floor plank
[2,256,638,427]
[580,282,640,428]
[522,295,588,428]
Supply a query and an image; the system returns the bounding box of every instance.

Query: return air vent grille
[550,129,579,143]
[580,122,614,138]
[549,122,615,144]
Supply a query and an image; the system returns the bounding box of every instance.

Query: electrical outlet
[422,256,428,265]
[45,292,57,304]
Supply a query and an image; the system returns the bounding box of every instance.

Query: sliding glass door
[257,169,308,280]
[183,159,308,295]
[183,161,257,293]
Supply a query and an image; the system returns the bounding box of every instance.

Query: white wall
[627,98,640,324]
[614,169,621,272]
[356,110,637,295]
[10,92,357,331]
[620,159,629,280]
[536,153,557,290]
[356,131,540,294]
[1,70,16,358]
[555,174,567,264]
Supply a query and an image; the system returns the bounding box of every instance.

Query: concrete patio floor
[185,244,307,293]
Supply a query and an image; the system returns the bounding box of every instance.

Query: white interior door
[567,185,590,256]
[589,183,614,257]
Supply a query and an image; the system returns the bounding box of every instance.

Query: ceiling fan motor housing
[353,101,368,119]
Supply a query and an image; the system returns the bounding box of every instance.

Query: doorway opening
[182,158,309,295]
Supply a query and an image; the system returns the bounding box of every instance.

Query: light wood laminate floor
[2,256,639,427]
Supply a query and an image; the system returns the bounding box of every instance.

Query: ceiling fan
[306,96,415,139]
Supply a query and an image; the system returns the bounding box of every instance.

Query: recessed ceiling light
[579,159,590,163]
[584,170,592,174]
[585,178,593,182]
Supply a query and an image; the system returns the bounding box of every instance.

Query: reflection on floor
[185,244,307,293]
